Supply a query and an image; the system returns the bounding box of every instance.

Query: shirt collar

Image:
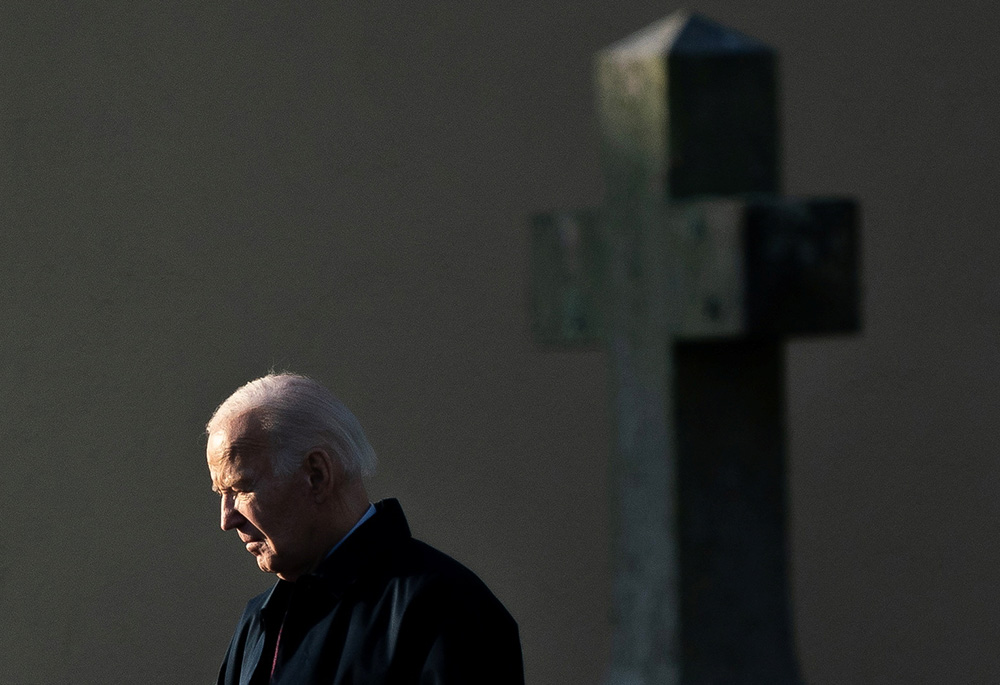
[324,502,376,559]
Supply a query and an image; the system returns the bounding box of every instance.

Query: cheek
[249,498,294,542]
[237,499,267,535]
[265,503,311,549]
[250,481,311,546]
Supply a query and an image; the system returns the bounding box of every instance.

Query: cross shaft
[530,11,860,684]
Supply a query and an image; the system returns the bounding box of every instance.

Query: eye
[216,480,254,499]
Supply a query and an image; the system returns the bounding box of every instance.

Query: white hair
[207,373,377,479]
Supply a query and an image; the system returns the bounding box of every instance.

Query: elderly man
[207,373,524,684]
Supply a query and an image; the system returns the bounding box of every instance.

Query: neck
[278,481,370,582]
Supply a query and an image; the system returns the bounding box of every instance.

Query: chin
[258,554,294,578]
[255,553,278,574]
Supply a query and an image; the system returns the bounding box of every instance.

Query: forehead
[206,412,272,483]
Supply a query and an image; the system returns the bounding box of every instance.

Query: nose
[220,493,246,531]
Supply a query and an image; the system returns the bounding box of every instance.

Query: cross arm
[530,197,860,345]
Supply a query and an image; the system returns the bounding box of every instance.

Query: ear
[303,448,343,502]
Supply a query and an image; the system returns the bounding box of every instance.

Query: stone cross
[530,11,860,684]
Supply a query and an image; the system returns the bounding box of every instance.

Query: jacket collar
[259,498,412,609]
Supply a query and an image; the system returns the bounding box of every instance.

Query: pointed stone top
[604,10,772,57]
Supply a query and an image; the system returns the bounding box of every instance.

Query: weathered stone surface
[530,10,861,684]
[596,11,779,202]
[531,197,859,345]
[673,339,798,683]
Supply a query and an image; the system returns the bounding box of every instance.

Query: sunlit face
[207,413,318,580]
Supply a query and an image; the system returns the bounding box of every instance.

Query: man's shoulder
[374,536,513,618]
[315,499,517,626]
[391,536,487,584]
[352,500,505,601]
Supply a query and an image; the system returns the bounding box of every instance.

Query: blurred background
[1,1,998,683]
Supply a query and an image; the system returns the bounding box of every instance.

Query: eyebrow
[211,477,252,494]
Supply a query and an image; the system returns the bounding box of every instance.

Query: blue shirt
[325,502,376,558]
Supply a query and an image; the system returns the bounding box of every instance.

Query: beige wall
[1,2,998,683]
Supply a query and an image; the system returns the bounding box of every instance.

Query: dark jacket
[217,499,524,685]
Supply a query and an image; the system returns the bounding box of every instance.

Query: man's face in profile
[207,414,316,580]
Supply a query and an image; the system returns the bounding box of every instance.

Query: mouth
[244,540,264,554]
